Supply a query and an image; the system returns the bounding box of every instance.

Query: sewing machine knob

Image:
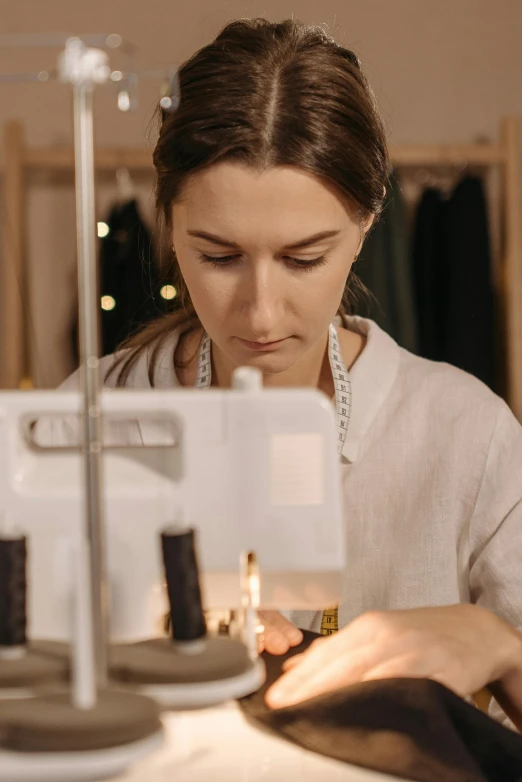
[232,366,263,391]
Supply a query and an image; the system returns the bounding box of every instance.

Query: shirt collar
[338,316,401,464]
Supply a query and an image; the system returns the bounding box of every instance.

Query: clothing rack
[2,117,522,420]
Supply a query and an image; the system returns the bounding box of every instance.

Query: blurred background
[0,0,521,416]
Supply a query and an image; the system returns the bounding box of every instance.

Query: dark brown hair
[110,18,389,385]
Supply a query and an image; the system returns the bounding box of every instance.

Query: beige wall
[1,0,521,385]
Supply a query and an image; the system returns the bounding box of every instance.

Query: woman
[63,19,522,727]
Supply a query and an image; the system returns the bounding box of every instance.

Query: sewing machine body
[0,387,344,643]
[0,386,393,782]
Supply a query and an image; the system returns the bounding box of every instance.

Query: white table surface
[114,701,414,782]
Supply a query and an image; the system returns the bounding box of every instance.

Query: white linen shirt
[55,316,522,725]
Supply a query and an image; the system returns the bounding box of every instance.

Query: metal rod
[0,33,132,50]
[239,551,260,660]
[0,73,53,83]
[73,81,108,688]
[0,67,176,84]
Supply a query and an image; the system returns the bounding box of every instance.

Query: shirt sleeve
[468,401,522,729]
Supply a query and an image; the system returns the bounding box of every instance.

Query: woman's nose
[241,263,285,338]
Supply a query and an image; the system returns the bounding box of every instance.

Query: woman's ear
[357,185,385,251]
[356,213,376,256]
[363,213,376,234]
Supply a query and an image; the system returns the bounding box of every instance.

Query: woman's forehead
[173,162,358,241]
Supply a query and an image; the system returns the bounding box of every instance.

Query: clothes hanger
[412,159,469,198]
[115,166,135,203]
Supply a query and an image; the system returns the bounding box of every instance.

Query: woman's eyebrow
[187,230,240,248]
[186,229,341,249]
[284,230,341,249]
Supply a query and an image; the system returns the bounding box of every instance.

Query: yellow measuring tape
[320,606,339,636]
[319,325,348,638]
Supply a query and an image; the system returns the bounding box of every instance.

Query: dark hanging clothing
[443,176,496,389]
[98,199,168,357]
[356,172,418,353]
[71,199,168,363]
[412,177,496,390]
[412,187,449,362]
[240,631,522,782]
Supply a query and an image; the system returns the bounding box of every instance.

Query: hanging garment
[240,631,522,782]
[443,176,496,390]
[356,172,418,353]
[72,199,168,361]
[411,187,448,362]
[99,199,170,357]
[412,177,496,390]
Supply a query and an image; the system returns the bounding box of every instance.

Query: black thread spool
[161,528,206,643]
[0,536,27,651]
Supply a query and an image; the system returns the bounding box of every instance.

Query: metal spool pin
[0,34,181,694]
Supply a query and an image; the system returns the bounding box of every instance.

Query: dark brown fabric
[239,631,522,782]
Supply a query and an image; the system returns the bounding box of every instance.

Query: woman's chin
[231,350,296,376]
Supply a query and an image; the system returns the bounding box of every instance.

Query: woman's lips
[236,337,287,351]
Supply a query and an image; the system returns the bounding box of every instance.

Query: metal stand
[239,551,262,660]
[62,37,111,692]
[0,32,181,695]
[0,33,184,782]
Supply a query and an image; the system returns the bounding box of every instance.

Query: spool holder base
[0,730,163,782]
[0,636,265,710]
[0,642,69,691]
[111,637,265,709]
[0,688,163,782]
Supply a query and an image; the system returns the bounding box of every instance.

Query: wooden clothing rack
[1,117,522,420]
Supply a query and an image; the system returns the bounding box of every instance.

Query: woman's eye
[198,252,327,270]
[198,253,238,266]
[286,255,327,270]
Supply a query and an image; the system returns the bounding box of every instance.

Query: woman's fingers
[282,636,329,670]
[359,652,434,684]
[282,653,304,671]
[265,641,375,708]
[258,611,303,655]
[264,605,516,710]
[266,652,359,708]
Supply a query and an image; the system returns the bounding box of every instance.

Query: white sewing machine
[2,383,344,640]
[0,386,411,782]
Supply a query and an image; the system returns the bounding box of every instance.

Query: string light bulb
[118,90,131,112]
[160,285,177,300]
[101,295,116,311]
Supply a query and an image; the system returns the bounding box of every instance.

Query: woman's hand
[265,604,522,717]
[257,610,303,655]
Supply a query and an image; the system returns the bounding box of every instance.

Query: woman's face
[172,163,369,376]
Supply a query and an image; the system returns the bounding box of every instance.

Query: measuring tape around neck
[328,323,352,456]
[195,332,212,389]
[195,324,350,635]
[195,324,351,455]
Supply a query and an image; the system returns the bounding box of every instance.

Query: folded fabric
[239,631,522,782]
